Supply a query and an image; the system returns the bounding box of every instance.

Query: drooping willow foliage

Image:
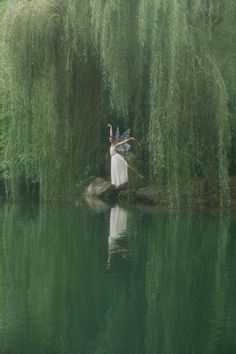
[0,0,235,204]
[1,0,108,201]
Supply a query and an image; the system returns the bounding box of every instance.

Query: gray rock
[136,185,158,203]
[84,177,117,200]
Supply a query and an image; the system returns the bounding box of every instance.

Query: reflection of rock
[84,196,109,212]
[136,185,159,204]
[84,178,117,200]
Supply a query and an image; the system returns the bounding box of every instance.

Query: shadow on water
[0,203,235,354]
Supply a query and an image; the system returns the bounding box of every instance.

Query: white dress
[110,145,128,187]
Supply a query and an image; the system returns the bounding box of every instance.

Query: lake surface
[0,202,235,354]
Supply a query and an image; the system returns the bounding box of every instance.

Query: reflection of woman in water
[107,123,137,188]
[108,205,129,269]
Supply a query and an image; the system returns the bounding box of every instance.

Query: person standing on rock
[107,123,141,187]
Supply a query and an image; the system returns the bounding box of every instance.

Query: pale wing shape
[116,143,131,152]
[115,128,131,152]
[119,128,130,142]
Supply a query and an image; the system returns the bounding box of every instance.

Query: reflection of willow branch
[145,213,182,354]
[144,212,232,354]
[0,203,107,354]
[94,288,130,354]
[1,204,40,352]
[205,215,231,353]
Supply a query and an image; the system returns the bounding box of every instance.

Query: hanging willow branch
[0,0,234,205]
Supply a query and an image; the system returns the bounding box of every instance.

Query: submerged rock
[84,177,117,200]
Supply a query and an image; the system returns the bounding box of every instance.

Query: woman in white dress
[107,123,135,187]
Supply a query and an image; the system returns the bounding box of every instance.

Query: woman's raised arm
[115,137,135,147]
[107,123,113,138]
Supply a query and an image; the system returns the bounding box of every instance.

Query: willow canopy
[0,0,235,205]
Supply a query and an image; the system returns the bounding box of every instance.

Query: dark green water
[0,202,235,354]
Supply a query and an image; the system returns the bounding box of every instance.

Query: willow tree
[1,0,235,205]
[1,0,107,201]
[139,0,232,206]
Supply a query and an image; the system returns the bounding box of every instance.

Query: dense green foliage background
[0,0,235,205]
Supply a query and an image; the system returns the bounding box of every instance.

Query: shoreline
[83,176,236,211]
